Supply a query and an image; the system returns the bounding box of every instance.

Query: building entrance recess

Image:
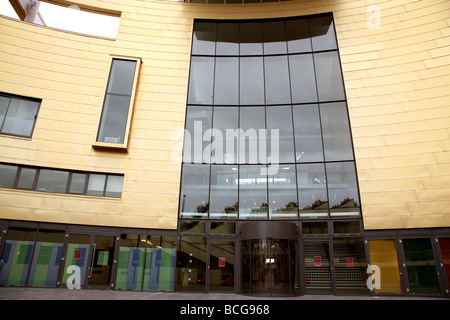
[240,222,299,296]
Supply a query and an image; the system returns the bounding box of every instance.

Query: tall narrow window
[95,57,140,150]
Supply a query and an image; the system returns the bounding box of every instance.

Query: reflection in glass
[217,23,239,55]
[87,174,106,197]
[209,165,238,219]
[333,238,368,295]
[105,175,124,198]
[2,98,40,137]
[192,22,216,55]
[214,57,239,105]
[17,167,37,190]
[106,59,136,95]
[240,57,265,105]
[36,169,69,193]
[439,238,450,288]
[240,22,263,55]
[293,104,323,162]
[183,106,212,164]
[239,107,266,164]
[326,162,360,217]
[143,235,176,291]
[116,234,146,290]
[320,102,354,161]
[212,107,238,164]
[286,18,311,53]
[268,165,298,219]
[176,237,207,292]
[180,164,210,219]
[188,57,215,105]
[264,55,291,105]
[314,51,345,102]
[297,163,328,218]
[97,95,131,144]
[69,173,87,194]
[403,238,440,294]
[263,20,287,55]
[62,233,91,287]
[0,164,18,188]
[309,15,337,51]
[289,54,317,103]
[239,165,268,219]
[266,106,294,163]
[368,240,402,293]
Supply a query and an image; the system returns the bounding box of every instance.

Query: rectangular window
[0,93,40,138]
[95,57,141,151]
[368,240,402,293]
[0,163,123,198]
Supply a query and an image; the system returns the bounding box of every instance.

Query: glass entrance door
[244,239,297,296]
[61,233,117,289]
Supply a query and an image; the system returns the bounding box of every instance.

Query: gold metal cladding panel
[0,0,449,230]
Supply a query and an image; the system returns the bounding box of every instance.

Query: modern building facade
[0,0,449,297]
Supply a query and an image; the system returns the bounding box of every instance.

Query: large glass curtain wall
[181,14,360,220]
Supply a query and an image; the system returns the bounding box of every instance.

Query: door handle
[88,243,96,278]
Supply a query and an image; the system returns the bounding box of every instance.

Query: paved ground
[0,287,445,300]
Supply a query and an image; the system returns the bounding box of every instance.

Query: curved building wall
[0,0,449,231]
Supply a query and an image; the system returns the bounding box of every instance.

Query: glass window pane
[2,98,40,137]
[192,22,216,55]
[266,105,295,163]
[188,57,215,105]
[320,102,354,161]
[289,54,317,103]
[176,237,207,292]
[304,241,332,294]
[240,22,263,55]
[97,94,131,144]
[0,96,10,127]
[314,51,345,102]
[439,238,450,288]
[240,57,265,105]
[105,175,124,198]
[217,23,239,55]
[239,165,268,219]
[36,169,69,193]
[209,165,238,219]
[17,167,37,190]
[263,20,287,55]
[0,164,18,188]
[214,57,238,105]
[333,221,361,234]
[0,227,37,286]
[116,234,146,290]
[87,174,106,196]
[368,240,402,293]
[183,106,212,164]
[180,221,206,233]
[212,107,238,164]
[310,15,337,51]
[29,229,65,287]
[403,238,440,294]
[286,18,311,53]
[264,55,291,105]
[179,164,210,219]
[333,238,368,295]
[239,107,266,164]
[209,240,235,292]
[326,162,360,217]
[293,104,324,162]
[210,222,236,234]
[268,164,298,219]
[69,173,87,194]
[143,235,177,291]
[61,233,91,287]
[107,59,136,95]
[297,163,328,218]
[302,222,328,234]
